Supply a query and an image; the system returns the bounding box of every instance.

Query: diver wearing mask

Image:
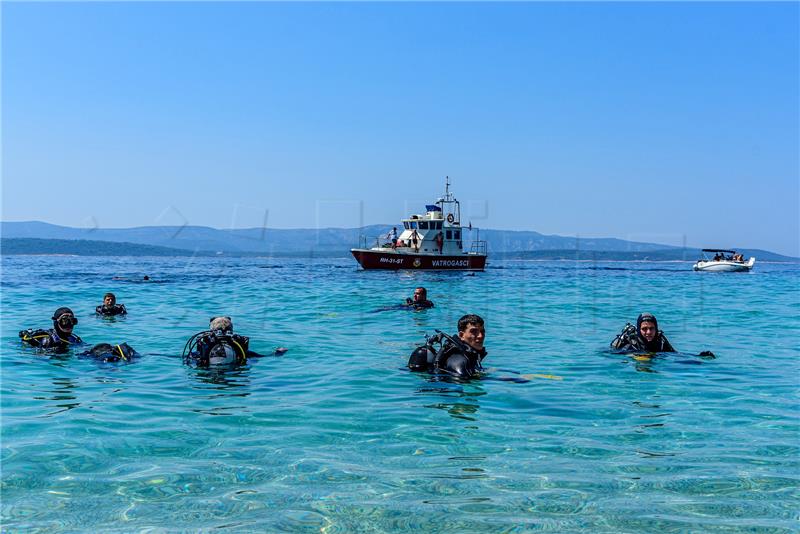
[19,307,84,351]
[183,316,275,367]
[96,292,127,316]
[408,314,487,378]
[610,312,675,353]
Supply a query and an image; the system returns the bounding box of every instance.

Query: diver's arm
[246,347,288,358]
[610,324,637,351]
[19,329,50,348]
[610,334,630,351]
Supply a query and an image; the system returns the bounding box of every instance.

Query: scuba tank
[408,330,481,373]
[81,342,139,362]
[408,333,441,371]
[183,330,250,366]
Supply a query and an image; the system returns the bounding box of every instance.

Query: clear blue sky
[3,2,798,256]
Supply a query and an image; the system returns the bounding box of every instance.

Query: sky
[2,2,798,256]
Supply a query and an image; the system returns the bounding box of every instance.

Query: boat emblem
[413,258,422,268]
[446,213,455,223]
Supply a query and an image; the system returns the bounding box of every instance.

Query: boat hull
[693,258,755,272]
[351,249,486,271]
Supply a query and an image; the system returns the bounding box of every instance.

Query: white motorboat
[693,249,755,272]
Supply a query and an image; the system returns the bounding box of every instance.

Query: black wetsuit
[19,328,83,351]
[610,323,675,353]
[96,304,127,316]
[80,343,139,362]
[409,334,486,378]
[406,299,434,310]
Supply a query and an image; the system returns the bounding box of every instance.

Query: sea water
[1,256,798,532]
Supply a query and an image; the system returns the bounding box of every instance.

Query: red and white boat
[351,178,487,271]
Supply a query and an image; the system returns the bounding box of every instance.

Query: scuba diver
[79,342,139,363]
[408,314,486,378]
[182,316,287,367]
[611,312,716,358]
[610,312,675,353]
[96,292,127,316]
[19,307,84,351]
[405,287,434,309]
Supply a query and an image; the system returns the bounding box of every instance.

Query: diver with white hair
[182,316,287,366]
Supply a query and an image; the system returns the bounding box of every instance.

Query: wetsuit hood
[52,307,74,320]
[636,312,658,332]
[635,313,660,351]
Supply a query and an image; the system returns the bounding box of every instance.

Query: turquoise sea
[1,256,798,532]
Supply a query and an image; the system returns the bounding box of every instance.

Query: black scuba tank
[408,343,437,371]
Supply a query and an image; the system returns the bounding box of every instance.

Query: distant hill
[1,238,200,257]
[1,221,796,261]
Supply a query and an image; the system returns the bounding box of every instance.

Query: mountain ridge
[1,221,795,261]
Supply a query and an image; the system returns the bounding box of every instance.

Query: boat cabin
[391,205,466,254]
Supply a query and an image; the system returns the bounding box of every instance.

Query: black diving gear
[610,315,675,353]
[80,342,139,362]
[19,328,83,350]
[96,304,127,316]
[406,298,434,309]
[408,330,487,378]
[182,330,257,366]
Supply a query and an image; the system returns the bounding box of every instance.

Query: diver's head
[413,287,427,302]
[209,316,233,334]
[637,312,658,343]
[457,314,485,351]
[103,292,116,306]
[52,307,78,334]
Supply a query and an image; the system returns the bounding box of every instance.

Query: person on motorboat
[183,316,287,366]
[410,229,420,252]
[79,342,140,362]
[435,231,444,254]
[405,287,434,309]
[408,314,486,378]
[19,307,84,351]
[96,292,127,316]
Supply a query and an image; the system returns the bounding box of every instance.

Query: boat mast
[439,176,461,226]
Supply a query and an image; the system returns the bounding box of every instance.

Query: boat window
[419,221,429,229]
[410,221,417,229]
[403,222,410,230]
[454,230,461,240]
[435,221,442,229]
[446,230,452,240]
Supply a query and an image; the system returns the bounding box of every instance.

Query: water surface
[2,256,798,532]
